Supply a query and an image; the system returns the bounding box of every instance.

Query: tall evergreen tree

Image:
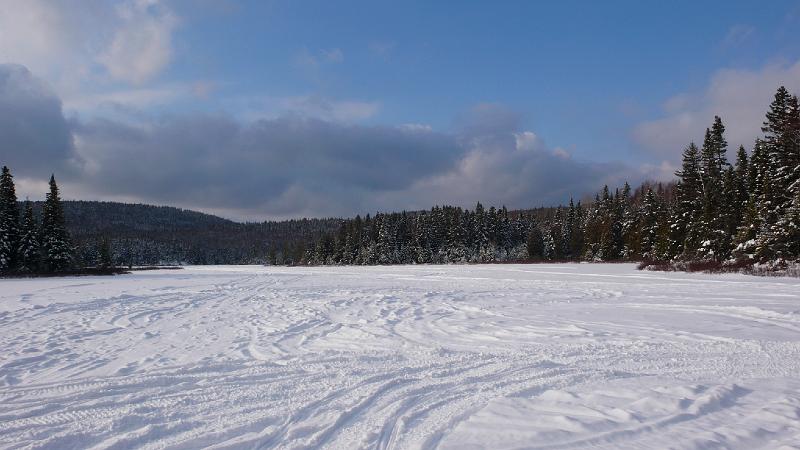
[640,189,662,260]
[17,201,40,272]
[0,166,20,271]
[697,117,730,260]
[40,175,72,272]
[0,219,9,272]
[761,87,799,210]
[754,88,800,262]
[734,145,750,212]
[526,220,544,260]
[97,238,114,270]
[671,143,703,259]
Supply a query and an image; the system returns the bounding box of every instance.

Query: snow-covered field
[2,264,800,449]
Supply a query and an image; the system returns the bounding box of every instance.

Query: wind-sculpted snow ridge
[1,265,800,449]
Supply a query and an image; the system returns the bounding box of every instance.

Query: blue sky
[1,0,800,219]
[166,0,800,160]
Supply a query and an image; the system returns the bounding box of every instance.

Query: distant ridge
[23,200,341,266]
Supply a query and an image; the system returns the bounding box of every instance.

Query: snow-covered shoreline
[2,264,800,448]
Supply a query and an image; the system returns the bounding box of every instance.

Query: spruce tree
[17,201,40,272]
[722,166,740,239]
[734,146,750,214]
[0,219,9,272]
[697,118,730,261]
[754,87,800,262]
[40,175,72,272]
[526,222,544,260]
[735,140,768,252]
[445,209,468,262]
[772,187,800,262]
[0,166,20,271]
[640,189,662,260]
[98,238,114,270]
[761,87,798,211]
[672,143,703,259]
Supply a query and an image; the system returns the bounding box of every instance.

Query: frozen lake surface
[2,264,800,449]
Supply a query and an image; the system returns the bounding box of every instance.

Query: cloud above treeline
[633,60,800,157]
[0,63,641,220]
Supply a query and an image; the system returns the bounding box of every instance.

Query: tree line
[0,179,339,273]
[306,86,800,270]
[0,170,74,274]
[2,86,797,274]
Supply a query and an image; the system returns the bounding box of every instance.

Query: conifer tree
[526,222,544,260]
[640,189,661,260]
[697,118,730,260]
[445,209,468,262]
[722,166,740,238]
[761,87,798,211]
[734,146,749,204]
[735,141,768,252]
[542,222,556,260]
[97,238,114,270]
[0,219,9,272]
[40,175,72,272]
[771,187,800,261]
[671,143,703,258]
[753,88,800,262]
[17,201,40,272]
[0,166,20,271]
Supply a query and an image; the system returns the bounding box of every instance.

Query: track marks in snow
[1,264,800,449]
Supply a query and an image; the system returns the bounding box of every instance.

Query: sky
[1,0,800,221]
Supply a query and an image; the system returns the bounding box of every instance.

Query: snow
[1,264,800,449]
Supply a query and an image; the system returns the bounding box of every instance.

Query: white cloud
[62,85,183,113]
[322,48,344,63]
[368,41,394,60]
[3,68,647,219]
[234,94,380,123]
[294,47,345,72]
[0,1,98,82]
[0,0,178,104]
[399,123,433,132]
[633,60,800,159]
[97,0,177,85]
[722,24,755,48]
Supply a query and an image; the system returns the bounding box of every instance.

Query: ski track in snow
[1,264,800,449]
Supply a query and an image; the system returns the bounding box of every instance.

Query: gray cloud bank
[1,64,639,220]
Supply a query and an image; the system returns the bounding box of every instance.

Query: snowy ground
[2,264,800,449]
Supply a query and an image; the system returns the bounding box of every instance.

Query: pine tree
[445,209,468,262]
[17,201,40,272]
[97,238,114,270]
[709,116,729,174]
[568,199,585,258]
[0,220,9,272]
[542,222,556,260]
[0,166,20,271]
[761,87,798,211]
[526,222,544,260]
[472,202,492,261]
[753,87,800,262]
[671,143,703,259]
[697,118,730,261]
[735,140,767,252]
[640,189,662,260]
[722,166,740,239]
[771,187,800,262]
[40,175,72,272]
[734,146,749,203]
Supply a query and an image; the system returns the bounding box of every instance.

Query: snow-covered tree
[40,175,73,272]
[0,166,20,271]
[17,201,40,272]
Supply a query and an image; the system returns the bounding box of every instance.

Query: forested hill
[26,201,341,266]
